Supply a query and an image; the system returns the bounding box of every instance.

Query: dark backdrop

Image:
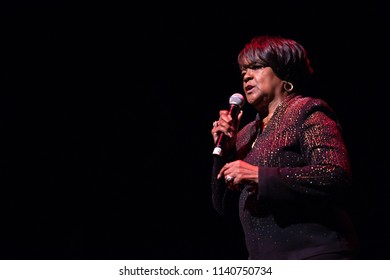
[0,2,389,259]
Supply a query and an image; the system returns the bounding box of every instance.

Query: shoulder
[288,95,330,109]
[288,95,337,120]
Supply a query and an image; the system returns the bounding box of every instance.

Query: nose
[242,69,253,83]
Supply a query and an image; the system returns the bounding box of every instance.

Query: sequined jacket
[211,94,358,259]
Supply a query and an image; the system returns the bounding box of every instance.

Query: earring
[283,81,294,92]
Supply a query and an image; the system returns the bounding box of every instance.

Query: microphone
[212,93,245,157]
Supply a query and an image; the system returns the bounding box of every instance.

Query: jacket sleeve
[211,151,241,218]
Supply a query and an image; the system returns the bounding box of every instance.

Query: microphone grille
[229,93,245,108]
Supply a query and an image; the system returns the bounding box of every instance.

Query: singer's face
[241,66,283,109]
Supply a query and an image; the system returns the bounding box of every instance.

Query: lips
[245,85,254,93]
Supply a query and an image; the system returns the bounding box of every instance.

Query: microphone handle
[212,104,241,157]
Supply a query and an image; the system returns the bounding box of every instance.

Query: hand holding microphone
[211,93,245,157]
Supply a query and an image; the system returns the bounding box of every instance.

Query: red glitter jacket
[211,93,359,259]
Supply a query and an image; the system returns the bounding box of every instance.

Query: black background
[0,2,389,259]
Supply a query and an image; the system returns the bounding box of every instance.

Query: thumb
[235,110,243,128]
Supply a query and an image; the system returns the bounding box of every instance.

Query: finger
[236,110,243,125]
[225,175,234,183]
[217,169,224,180]
[217,162,230,179]
[219,110,232,123]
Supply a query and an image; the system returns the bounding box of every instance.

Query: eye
[252,65,265,70]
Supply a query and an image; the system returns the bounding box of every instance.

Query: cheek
[255,76,269,89]
[258,74,280,90]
